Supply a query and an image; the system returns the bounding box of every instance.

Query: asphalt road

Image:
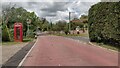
[21,35,118,66]
[66,36,89,43]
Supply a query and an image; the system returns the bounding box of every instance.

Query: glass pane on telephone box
[16,27,20,40]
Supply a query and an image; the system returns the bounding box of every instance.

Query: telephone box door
[14,23,23,42]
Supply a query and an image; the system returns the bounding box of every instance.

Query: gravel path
[2,42,28,64]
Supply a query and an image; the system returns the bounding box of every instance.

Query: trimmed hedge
[88,2,120,47]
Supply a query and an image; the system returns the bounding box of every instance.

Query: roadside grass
[2,37,34,46]
[23,37,34,42]
[91,42,119,52]
[53,33,119,52]
[52,33,89,37]
[2,42,22,46]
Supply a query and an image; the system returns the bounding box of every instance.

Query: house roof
[71,19,88,23]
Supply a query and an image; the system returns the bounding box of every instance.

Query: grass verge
[51,33,89,37]
[91,42,119,52]
[2,37,34,46]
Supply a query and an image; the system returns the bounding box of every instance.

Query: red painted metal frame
[14,23,23,42]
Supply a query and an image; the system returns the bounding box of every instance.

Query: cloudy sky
[1,0,101,23]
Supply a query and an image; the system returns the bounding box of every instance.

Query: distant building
[71,19,88,24]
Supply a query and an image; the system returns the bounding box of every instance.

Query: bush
[27,30,35,38]
[2,25,10,41]
[88,2,120,47]
[9,29,14,41]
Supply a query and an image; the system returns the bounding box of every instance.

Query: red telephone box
[14,23,23,42]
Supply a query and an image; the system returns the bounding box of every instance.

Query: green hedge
[88,2,120,47]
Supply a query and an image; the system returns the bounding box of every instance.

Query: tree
[2,5,44,41]
[55,20,67,31]
[80,15,88,19]
[40,18,49,31]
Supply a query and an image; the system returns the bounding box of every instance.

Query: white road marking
[58,64,61,66]
[17,37,39,68]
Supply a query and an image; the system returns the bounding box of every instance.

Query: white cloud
[0,2,1,16]
[2,0,101,2]
[2,0,100,23]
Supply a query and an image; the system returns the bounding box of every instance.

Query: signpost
[27,19,31,37]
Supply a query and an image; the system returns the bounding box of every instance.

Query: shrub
[2,25,10,41]
[88,2,120,47]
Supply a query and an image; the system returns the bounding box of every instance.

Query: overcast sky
[1,0,101,23]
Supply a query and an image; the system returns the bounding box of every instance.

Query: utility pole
[68,12,74,32]
[69,12,71,32]
[50,19,52,31]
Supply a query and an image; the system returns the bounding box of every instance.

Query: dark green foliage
[2,6,44,41]
[51,20,68,31]
[2,24,10,41]
[88,2,120,47]
[71,21,84,30]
